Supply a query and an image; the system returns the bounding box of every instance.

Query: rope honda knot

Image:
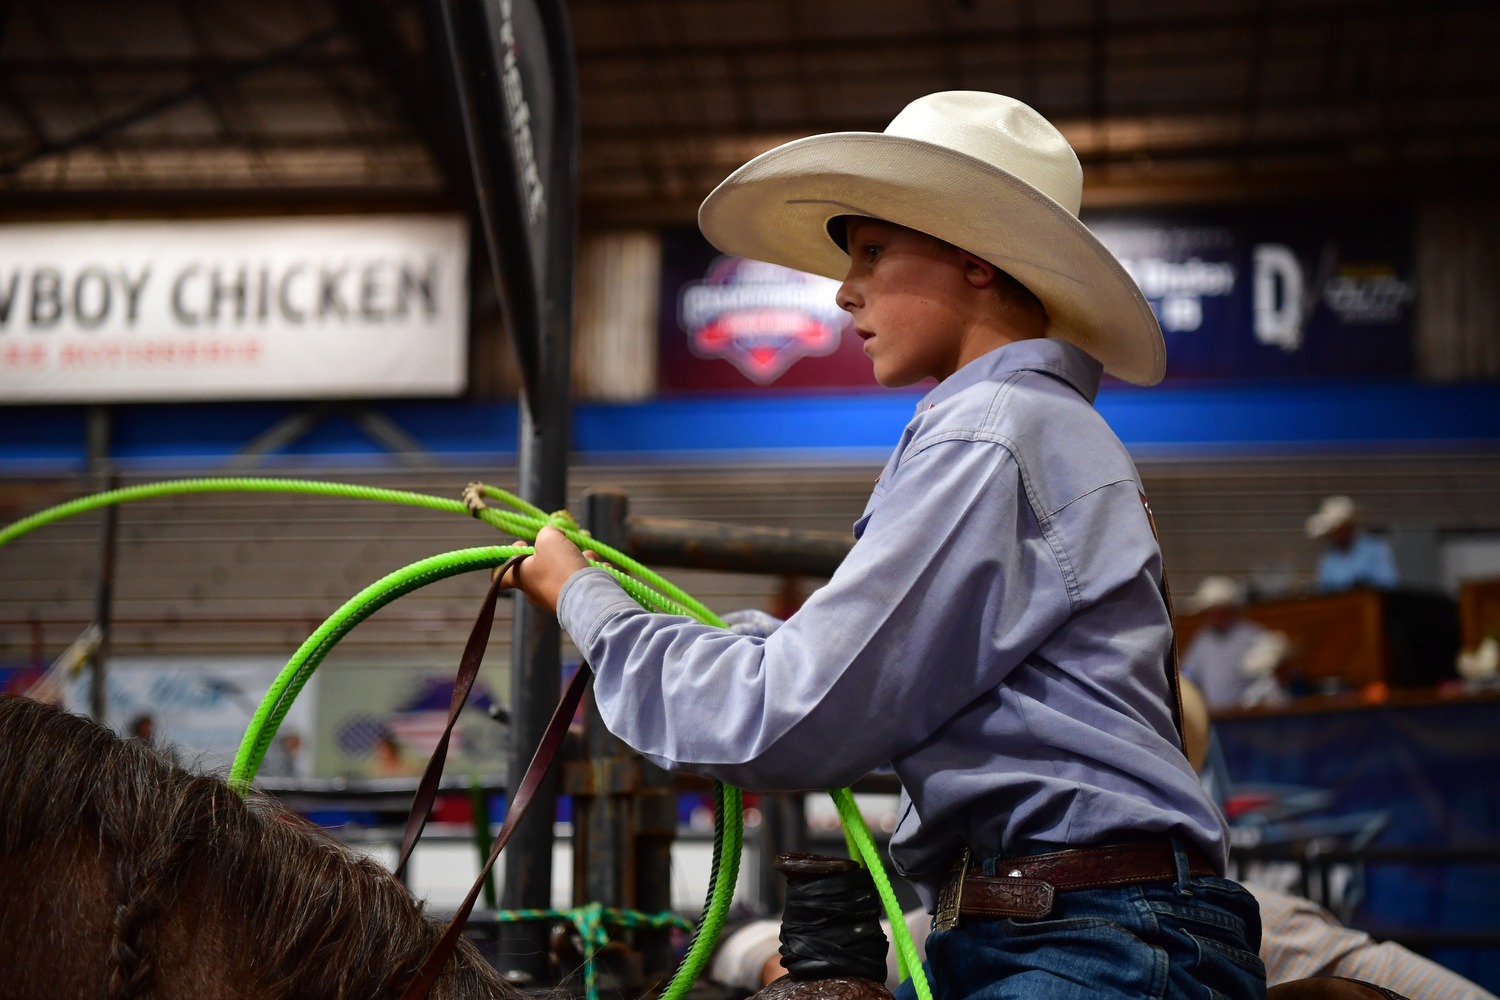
[462,482,489,516]
[546,509,580,532]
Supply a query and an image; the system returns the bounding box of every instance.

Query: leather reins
[396,554,591,1000]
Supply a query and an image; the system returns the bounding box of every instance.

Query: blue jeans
[894,842,1267,1000]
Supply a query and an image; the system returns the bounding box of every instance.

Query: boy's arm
[550,439,1075,791]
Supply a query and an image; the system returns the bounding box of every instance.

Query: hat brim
[1187,594,1238,614]
[699,132,1166,386]
[1306,512,1353,539]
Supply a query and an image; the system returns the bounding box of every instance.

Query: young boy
[503,92,1265,999]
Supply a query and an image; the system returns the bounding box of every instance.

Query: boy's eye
[862,243,881,262]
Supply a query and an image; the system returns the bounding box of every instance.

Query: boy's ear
[959,251,998,289]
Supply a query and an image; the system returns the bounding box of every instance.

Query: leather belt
[934,840,1218,930]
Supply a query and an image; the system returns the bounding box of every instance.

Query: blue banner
[660,205,1417,390]
[1087,205,1415,382]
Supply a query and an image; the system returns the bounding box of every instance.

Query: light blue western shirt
[557,338,1230,906]
[1317,532,1399,592]
[1181,618,1279,711]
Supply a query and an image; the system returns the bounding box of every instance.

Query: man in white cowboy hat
[501,92,1262,998]
[1306,495,1399,592]
[1181,576,1292,711]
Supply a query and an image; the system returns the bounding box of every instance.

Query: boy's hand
[495,525,594,615]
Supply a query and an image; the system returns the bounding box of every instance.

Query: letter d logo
[1253,243,1304,351]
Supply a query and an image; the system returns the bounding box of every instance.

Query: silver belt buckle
[933,847,970,932]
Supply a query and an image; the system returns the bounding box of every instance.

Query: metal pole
[423,0,578,979]
[578,490,631,910]
[86,406,116,724]
[500,402,569,984]
[581,489,678,984]
[626,516,853,578]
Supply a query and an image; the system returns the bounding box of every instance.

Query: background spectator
[1307,496,1399,592]
[1181,576,1292,711]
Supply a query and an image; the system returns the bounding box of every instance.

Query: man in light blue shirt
[1180,576,1290,711]
[502,92,1264,999]
[1307,495,1400,592]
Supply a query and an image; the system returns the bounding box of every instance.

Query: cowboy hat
[697,91,1167,386]
[1178,677,1211,772]
[1185,575,1245,614]
[1306,495,1358,539]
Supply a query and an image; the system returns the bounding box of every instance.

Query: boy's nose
[835,276,860,313]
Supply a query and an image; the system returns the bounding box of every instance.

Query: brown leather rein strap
[396,554,593,1000]
[395,557,518,876]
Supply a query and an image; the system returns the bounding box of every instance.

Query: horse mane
[0,693,527,1000]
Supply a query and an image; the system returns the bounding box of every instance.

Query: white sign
[62,655,317,779]
[0,214,469,403]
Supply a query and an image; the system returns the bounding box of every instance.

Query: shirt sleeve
[556,436,1073,791]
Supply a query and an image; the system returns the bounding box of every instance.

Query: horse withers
[0,693,527,1000]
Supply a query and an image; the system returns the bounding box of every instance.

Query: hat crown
[884,92,1083,217]
[1191,575,1244,611]
[1306,494,1358,538]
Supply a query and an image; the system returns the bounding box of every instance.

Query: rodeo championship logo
[678,256,848,384]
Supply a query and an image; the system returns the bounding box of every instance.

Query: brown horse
[0,693,529,1000]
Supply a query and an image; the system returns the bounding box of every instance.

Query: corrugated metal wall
[4,452,1498,673]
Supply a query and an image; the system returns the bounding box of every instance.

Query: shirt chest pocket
[852,478,889,540]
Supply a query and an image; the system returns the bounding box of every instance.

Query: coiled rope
[1,477,930,1000]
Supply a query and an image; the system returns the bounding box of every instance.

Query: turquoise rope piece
[493,904,695,1000]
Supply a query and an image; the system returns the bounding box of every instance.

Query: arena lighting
[1059,113,1250,158]
[4,144,437,189]
[716,113,1253,177]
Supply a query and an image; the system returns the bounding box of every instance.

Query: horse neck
[0,695,526,1000]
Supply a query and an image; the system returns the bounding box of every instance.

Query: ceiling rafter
[0,0,1496,224]
[0,19,347,179]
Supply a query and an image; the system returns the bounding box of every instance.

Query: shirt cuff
[556,566,641,646]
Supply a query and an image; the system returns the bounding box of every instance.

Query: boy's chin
[873,369,926,389]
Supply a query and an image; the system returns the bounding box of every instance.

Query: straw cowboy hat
[1178,677,1211,772]
[1305,495,1358,539]
[1185,575,1245,614]
[698,91,1167,386]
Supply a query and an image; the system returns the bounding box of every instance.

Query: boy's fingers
[492,551,530,587]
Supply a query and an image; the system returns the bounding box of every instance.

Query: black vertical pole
[90,499,118,723]
[86,406,116,724]
[579,493,628,909]
[426,0,578,979]
[500,402,569,983]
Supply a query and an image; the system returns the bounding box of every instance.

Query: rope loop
[0,475,930,1000]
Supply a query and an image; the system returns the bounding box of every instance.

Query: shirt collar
[916,338,1105,412]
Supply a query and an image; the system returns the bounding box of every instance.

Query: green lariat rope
[1,477,931,1000]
